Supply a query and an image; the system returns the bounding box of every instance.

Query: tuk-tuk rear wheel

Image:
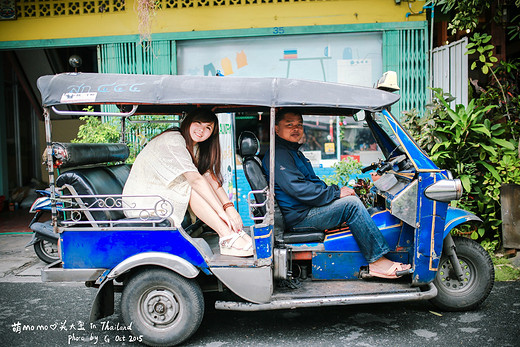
[431,236,494,311]
[121,268,204,346]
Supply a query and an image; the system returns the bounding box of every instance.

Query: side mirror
[376,71,400,92]
[353,110,365,122]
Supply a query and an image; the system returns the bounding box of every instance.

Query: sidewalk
[0,209,47,282]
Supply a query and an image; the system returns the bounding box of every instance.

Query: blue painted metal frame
[380,109,439,172]
[444,207,483,238]
[377,109,452,284]
[311,210,413,280]
[253,224,273,260]
[60,228,210,274]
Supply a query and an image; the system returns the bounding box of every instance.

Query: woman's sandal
[220,233,253,257]
[368,262,412,279]
[238,230,253,244]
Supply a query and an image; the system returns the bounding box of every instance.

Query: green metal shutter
[97,41,179,157]
[383,25,428,119]
[97,41,177,75]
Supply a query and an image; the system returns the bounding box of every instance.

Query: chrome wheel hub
[438,258,472,290]
[141,289,180,327]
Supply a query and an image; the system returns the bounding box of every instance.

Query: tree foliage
[72,115,120,144]
[431,0,520,38]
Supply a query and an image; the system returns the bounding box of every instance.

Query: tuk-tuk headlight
[424,179,463,202]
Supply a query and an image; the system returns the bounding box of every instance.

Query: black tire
[431,236,494,311]
[121,268,204,346]
[33,240,59,264]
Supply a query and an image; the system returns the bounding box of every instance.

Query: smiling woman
[122,108,254,257]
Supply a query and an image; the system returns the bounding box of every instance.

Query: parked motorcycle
[25,190,59,263]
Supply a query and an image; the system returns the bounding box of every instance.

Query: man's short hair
[275,108,303,125]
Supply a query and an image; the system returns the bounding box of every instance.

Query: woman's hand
[225,207,243,233]
[217,209,233,230]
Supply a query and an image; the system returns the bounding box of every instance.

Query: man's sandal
[219,233,253,257]
[368,262,412,279]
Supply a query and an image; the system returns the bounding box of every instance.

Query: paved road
[0,281,519,347]
[1,233,519,346]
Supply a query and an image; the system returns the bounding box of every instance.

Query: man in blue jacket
[262,109,410,279]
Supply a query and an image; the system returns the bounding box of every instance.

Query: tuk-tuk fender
[89,252,199,323]
[443,207,483,238]
[106,251,200,281]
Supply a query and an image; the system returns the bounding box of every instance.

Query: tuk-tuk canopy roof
[37,73,400,115]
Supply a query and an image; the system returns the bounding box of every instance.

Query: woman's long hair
[180,108,223,185]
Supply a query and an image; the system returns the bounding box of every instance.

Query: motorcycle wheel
[33,240,59,264]
[431,236,494,311]
[121,268,204,346]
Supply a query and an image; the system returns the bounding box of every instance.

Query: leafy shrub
[402,81,520,246]
[72,108,179,163]
[72,115,120,144]
[322,157,363,187]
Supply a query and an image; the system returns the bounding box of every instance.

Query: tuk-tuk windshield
[234,112,384,167]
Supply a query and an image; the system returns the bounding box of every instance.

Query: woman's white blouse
[122,131,198,227]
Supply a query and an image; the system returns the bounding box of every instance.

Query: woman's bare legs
[189,190,250,249]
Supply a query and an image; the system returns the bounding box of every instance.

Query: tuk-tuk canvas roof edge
[37,73,400,113]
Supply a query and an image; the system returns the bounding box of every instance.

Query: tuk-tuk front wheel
[431,236,494,311]
[121,268,204,346]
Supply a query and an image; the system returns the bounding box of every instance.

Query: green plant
[492,255,520,281]
[429,88,499,191]
[322,157,363,187]
[72,106,178,162]
[507,14,520,40]
[72,116,120,144]
[432,0,492,35]
[432,1,520,37]
[403,87,520,243]
[466,33,511,122]
[466,33,498,75]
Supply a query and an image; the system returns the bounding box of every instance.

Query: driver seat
[238,131,324,244]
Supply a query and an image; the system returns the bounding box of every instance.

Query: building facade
[0,0,428,213]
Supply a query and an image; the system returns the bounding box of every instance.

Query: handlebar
[361,163,378,173]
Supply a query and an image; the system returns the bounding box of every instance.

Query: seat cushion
[283,231,325,244]
[57,165,129,221]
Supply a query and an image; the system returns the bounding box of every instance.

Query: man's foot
[368,257,412,279]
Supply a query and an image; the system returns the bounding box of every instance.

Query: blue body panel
[253,224,273,260]
[60,228,209,273]
[413,172,449,284]
[444,207,482,237]
[312,252,366,280]
[323,210,404,252]
[309,210,413,280]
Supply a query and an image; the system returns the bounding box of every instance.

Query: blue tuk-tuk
[37,73,494,346]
